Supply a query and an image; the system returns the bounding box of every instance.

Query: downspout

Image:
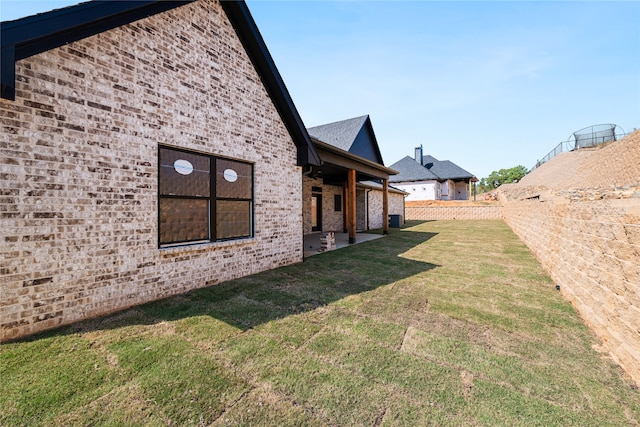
[301,165,313,256]
[404,193,408,223]
[366,189,372,230]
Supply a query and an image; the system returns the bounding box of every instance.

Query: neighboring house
[305,115,403,238]
[389,145,477,201]
[0,1,401,341]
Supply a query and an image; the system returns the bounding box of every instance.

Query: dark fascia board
[1,1,193,100]
[220,1,321,166]
[312,137,398,179]
[1,0,321,167]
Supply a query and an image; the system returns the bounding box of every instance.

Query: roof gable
[307,115,385,165]
[0,0,321,166]
[308,115,366,152]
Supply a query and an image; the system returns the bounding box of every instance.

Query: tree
[478,165,528,193]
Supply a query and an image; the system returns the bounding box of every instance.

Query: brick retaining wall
[499,131,640,384]
[406,205,504,221]
[501,181,640,384]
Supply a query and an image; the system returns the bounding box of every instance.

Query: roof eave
[440,176,475,181]
[312,137,398,176]
[1,1,193,100]
[220,1,321,166]
[356,181,408,195]
[389,177,438,183]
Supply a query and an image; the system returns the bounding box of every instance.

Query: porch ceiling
[307,163,374,185]
[309,138,397,184]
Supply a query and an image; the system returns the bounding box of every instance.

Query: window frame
[334,194,342,212]
[158,145,254,248]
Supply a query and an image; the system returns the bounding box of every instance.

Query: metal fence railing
[530,141,573,171]
[530,124,627,172]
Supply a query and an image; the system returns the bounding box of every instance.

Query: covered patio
[304,138,397,243]
[303,115,400,246]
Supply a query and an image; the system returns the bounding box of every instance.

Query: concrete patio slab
[303,232,385,258]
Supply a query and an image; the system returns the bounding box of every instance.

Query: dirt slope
[517,130,640,190]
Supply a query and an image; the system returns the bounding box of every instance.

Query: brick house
[0,0,400,340]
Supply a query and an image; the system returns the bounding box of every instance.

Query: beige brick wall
[302,179,404,232]
[302,177,343,234]
[356,190,366,230]
[499,131,640,384]
[366,189,405,229]
[0,0,303,341]
[389,192,405,224]
[323,185,345,232]
[406,205,504,220]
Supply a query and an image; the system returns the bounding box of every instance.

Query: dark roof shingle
[388,156,440,181]
[389,154,474,182]
[307,115,369,152]
[424,158,474,180]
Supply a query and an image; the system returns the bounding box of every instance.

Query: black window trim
[334,194,342,212]
[158,144,254,248]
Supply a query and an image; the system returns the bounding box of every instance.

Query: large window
[158,146,253,246]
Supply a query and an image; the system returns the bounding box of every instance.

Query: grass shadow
[19,223,439,339]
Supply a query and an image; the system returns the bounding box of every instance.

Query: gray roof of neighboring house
[421,155,439,167]
[423,157,475,180]
[388,156,440,182]
[389,154,474,182]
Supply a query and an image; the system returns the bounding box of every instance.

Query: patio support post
[382,178,389,235]
[347,168,356,244]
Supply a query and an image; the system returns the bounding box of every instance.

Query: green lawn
[2,220,639,426]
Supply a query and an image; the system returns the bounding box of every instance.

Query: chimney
[414,145,423,165]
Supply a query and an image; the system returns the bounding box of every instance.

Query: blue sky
[2,1,639,179]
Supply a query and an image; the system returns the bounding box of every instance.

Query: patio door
[311,194,322,232]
